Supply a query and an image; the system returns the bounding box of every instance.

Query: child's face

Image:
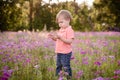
[57,15,70,29]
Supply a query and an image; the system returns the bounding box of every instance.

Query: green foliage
[108,0,120,27]
[0,0,92,31]
[0,0,27,31]
[1,0,120,31]
[93,0,120,31]
[33,3,58,31]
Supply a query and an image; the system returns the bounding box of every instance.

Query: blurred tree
[3,0,120,32]
[32,1,92,31]
[108,0,120,31]
[93,0,120,31]
[0,0,28,31]
[71,1,92,31]
[33,2,53,31]
[29,0,33,31]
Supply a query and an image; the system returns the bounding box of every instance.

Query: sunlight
[42,0,94,7]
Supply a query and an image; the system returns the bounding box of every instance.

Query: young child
[48,9,74,79]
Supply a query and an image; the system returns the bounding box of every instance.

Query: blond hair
[56,10,72,23]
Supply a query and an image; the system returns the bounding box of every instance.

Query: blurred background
[0,0,120,32]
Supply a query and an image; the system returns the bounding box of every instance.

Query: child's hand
[48,32,58,40]
[48,33,53,38]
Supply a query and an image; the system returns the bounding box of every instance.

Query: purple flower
[0,70,13,80]
[0,52,4,54]
[93,50,98,54]
[101,56,107,62]
[26,58,31,63]
[94,70,103,76]
[108,56,115,60]
[3,66,9,71]
[0,66,13,80]
[34,65,40,69]
[59,71,64,77]
[0,77,8,80]
[112,75,119,79]
[82,57,89,65]
[76,70,83,79]
[103,41,108,47]
[93,77,111,80]
[80,50,86,54]
[94,61,101,66]
[114,69,120,75]
[117,60,120,66]
[47,67,54,72]
[93,77,104,80]
[58,76,63,80]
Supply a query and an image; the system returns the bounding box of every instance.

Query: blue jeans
[56,52,72,76]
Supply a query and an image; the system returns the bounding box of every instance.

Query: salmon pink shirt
[55,26,74,54]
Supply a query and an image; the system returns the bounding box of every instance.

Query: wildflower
[94,50,98,54]
[58,69,69,80]
[47,67,54,72]
[58,76,67,80]
[34,65,40,69]
[59,70,64,77]
[80,50,86,54]
[3,66,9,70]
[58,76,63,80]
[94,70,103,76]
[104,78,111,80]
[112,75,119,79]
[0,52,4,54]
[0,66,13,80]
[76,70,83,79]
[44,55,50,59]
[108,56,115,60]
[26,58,31,63]
[103,41,108,47]
[92,77,104,80]
[101,56,107,62]
[117,60,120,66]
[82,57,89,65]
[70,56,75,60]
[94,61,101,66]
[93,77,111,80]
[114,69,120,75]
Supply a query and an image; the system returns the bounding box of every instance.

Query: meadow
[0,31,120,80]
